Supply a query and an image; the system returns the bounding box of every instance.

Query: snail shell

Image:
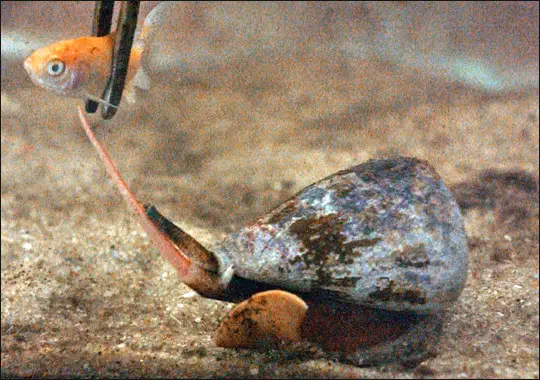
[210,157,468,365]
[214,157,468,312]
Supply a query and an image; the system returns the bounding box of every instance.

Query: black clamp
[85,1,140,119]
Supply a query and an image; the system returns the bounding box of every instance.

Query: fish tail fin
[124,66,151,104]
[125,3,171,104]
[135,2,169,50]
[125,3,170,103]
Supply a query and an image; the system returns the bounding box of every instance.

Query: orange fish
[24,33,142,100]
[23,3,168,104]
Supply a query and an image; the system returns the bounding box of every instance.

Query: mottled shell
[214,157,468,314]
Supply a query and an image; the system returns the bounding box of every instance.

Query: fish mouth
[23,57,46,87]
[23,56,33,75]
[23,57,42,86]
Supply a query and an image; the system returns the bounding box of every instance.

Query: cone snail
[77,108,468,366]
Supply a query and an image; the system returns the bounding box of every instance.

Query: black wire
[85,1,115,114]
[100,1,140,120]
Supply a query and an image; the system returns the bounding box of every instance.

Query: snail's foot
[214,290,444,367]
[214,290,307,349]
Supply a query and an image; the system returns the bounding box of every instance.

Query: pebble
[249,365,259,376]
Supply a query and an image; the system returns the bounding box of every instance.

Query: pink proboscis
[77,106,192,278]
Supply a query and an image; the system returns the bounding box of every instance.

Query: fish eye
[46,59,65,76]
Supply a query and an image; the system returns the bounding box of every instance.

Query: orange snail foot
[213,290,308,349]
[214,290,420,354]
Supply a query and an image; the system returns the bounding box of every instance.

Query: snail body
[77,109,468,367]
[211,157,468,365]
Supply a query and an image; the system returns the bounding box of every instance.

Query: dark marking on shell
[266,200,297,225]
[353,205,383,236]
[395,243,431,268]
[369,279,427,305]
[288,214,368,286]
[348,237,382,248]
[329,177,356,198]
[329,276,362,287]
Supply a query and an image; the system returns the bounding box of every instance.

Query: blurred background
[2,2,539,90]
[2,2,539,378]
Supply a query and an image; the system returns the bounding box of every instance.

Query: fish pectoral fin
[124,67,151,105]
[124,85,138,105]
[131,66,151,91]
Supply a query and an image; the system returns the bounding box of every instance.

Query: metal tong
[85,1,140,119]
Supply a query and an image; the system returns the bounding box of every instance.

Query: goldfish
[22,3,168,105]
[24,33,142,102]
